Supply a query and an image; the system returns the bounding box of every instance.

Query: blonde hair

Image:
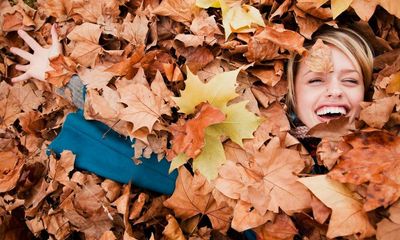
[286,27,374,111]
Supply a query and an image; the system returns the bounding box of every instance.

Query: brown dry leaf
[37,0,74,22]
[152,0,199,24]
[101,179,121,202]
[351,0,379,21]
[42,212,71,240]
[389,200,400,223]
[310,195,331,224]
[174,41,214,73]
[135,195,170,224]
[49,150,75,184]
[19,111,45,135]
[386,72,400,94]
[0,94,21,128]
[0,150,24,192]
[164,168,233,232]
[292,5,324,39]
[308,117,354,139]
[105,45,145,79]
[360,96,398,129]
[376,218,400,240]
[316,138,344,170]
[190,11,223,38]
[163,214,186,240]
[253,213,298,240]
[305,39,334,73]
[246,32,281,62]
[118,83,171,133]
[260,25,306,55]
[9,82,44,113]
[329,130,400,211]
[72,0,122,23]
[169,103,225,158]
[46,55,77,87]
[299,175,376,238]
[254,137,312,214]
[129,192,148,220]
[217,137,311,216]
[100,231,117,240]
[67,22,103,67]
[150,70,175,105]
[231,200,275,231]
[77,65,114,90]
[121,13,149,45]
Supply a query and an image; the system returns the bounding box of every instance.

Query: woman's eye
[308,79,322,84]
[343,79,359,84]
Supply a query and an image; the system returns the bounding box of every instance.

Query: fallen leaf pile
[1,0,400,239]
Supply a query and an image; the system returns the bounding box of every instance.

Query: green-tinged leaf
[193,128,226,181]
[213,101,261,147]
[169,153,189,173]
[172,67,239,114]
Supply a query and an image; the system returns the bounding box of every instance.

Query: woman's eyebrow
[339,69,362,76]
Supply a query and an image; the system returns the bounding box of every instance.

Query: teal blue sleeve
[48,110,177,195]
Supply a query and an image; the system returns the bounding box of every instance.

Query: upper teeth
[316,106,346,116]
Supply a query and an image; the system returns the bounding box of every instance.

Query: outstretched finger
[11,72,31,82]
[15,64,29,72]
[17,30,41,51]
[51,24,59,48]
[10,47,33,61]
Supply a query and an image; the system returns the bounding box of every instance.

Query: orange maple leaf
[169,103,225,159]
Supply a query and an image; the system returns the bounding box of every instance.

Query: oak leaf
[299,175,376,238]
[163,168,233,232]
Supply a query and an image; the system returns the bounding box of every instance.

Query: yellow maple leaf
[172,67,239,114]
[298,175,376,238]
[171,68,261,180]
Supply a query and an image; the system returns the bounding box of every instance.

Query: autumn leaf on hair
[170,68,261,180]
[299,175,376,239]
[305,39,333,73]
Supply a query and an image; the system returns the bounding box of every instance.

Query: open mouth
[315,106,348,121]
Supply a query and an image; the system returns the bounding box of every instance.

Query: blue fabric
[48,110,177,195]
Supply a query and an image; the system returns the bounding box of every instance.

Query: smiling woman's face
[294,45,364,128]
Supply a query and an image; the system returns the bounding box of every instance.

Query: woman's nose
[326,82,343,98]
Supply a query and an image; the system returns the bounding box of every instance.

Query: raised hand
[11,24,62,82]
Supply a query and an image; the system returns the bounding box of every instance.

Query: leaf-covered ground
[1,0,400,239]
